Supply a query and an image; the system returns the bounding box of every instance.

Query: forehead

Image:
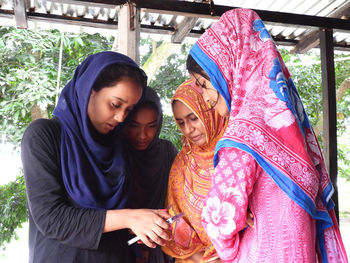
[190,72,206,82]
[173,100,194,118]
[132,107,157,122]
[98,78,142,103]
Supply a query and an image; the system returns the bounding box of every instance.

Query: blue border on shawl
[214,139,334,227]
[190,43,231,112]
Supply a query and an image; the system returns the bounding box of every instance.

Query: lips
[137,141,149,147]
[191,134,203,142]
[106,123,117,131]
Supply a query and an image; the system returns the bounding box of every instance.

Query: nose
[183,123,194,135]
[114,110,128,123]
[202,89,210,103]
[138,127,146,139]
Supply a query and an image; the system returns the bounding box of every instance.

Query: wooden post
[319,28,339,222]
[14,0,28,29]
[117,4,140,64]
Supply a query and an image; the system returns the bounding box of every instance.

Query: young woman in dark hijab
[21,51,171,263]
[124,86,178,263]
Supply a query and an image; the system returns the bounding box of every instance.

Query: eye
[112,103,120,109]
[177,121,184,127]
[190,116,198,122]
[196,79,207,89]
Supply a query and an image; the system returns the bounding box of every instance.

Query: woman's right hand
[126,209,171,248]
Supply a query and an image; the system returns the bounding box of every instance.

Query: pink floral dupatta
[189,8,348,262]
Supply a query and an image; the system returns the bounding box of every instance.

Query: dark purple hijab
[53,51,146,210]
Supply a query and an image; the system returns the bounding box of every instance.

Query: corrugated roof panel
[0,0,350,51]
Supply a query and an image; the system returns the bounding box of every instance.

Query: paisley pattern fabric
[162,80,227,262]
[189,8,348,262]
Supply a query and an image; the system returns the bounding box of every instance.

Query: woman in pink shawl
[186,8,348,262]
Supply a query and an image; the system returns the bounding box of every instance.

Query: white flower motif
[223,167,232,177]
[277,151,291,167]
[215,174,223,184]
[249,130,265,146]
[219,158,228,168]
[202,196,236,239]
[223,186,242,201]
[237,170,245,180]
[227,151,237,161]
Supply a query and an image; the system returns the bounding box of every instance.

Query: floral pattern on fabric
[191,8,348,263]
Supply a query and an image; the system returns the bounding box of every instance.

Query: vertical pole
[319,28,339,222]
[117,4,140,64]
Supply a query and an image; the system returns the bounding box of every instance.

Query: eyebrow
[175,112,196,121]
[113,96,127,103]
[131,119,157,124]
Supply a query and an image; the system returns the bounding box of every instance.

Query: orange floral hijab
[162,80,227,262]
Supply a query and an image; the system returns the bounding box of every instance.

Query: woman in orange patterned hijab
[162,80,227,262]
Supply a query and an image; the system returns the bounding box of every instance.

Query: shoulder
[159,139,178,153]
[22,118,61,145]
[23,118,60,136]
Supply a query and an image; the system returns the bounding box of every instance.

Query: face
[125,107,158,151]
[88,77,142,134]
[173,100,207,147]
[190,73,230,117]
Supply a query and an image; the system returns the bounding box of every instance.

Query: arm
[201,147,258,262]
[104,208,170,248]
[22,119,170,250]
[22,119,106,250]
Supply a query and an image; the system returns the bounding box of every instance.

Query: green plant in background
[0,26,350,250]
[0,173,26,251]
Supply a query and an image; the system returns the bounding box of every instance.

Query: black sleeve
[21,118,106,250]
[167,141,179,164]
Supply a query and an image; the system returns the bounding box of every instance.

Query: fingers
[155,209,171,221]
[131,209,171,248]
[153,213,171,230]
[246,212,254,228]
[139,234,156,248]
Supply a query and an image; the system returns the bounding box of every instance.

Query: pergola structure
[1,0,350,219]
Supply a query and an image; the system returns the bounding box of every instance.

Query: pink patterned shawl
[189,8,348,262]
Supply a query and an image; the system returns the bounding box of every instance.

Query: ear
[90,89,96,97]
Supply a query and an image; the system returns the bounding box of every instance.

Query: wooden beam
[13,0,28,29]
[320,28,339,223]
[23,12,119,29]
[291,31,320,54]
[134,0,350,31]
[171,17,198,44]
[118,4,140,64]
[52,0,127,9]
[291,2,350,54]
[33,0,350,31]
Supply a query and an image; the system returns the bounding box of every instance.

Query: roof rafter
[291,1,350,54]
[171,17,198,43]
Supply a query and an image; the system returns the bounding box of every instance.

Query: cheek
[126,127,138,143]
[147,128,157,140]
[219,98,229,116]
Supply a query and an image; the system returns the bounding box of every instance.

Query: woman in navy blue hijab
[21,51,171,263]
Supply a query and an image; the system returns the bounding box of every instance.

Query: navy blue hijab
[53,51,146,210]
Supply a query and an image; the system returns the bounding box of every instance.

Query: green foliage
[0,27,113,147]
[280,49,350,180]
[0,26,349,250]
[160,114,182,150]
[0,174,26,250]
[142,40,191,149]
[0,26,114,249]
